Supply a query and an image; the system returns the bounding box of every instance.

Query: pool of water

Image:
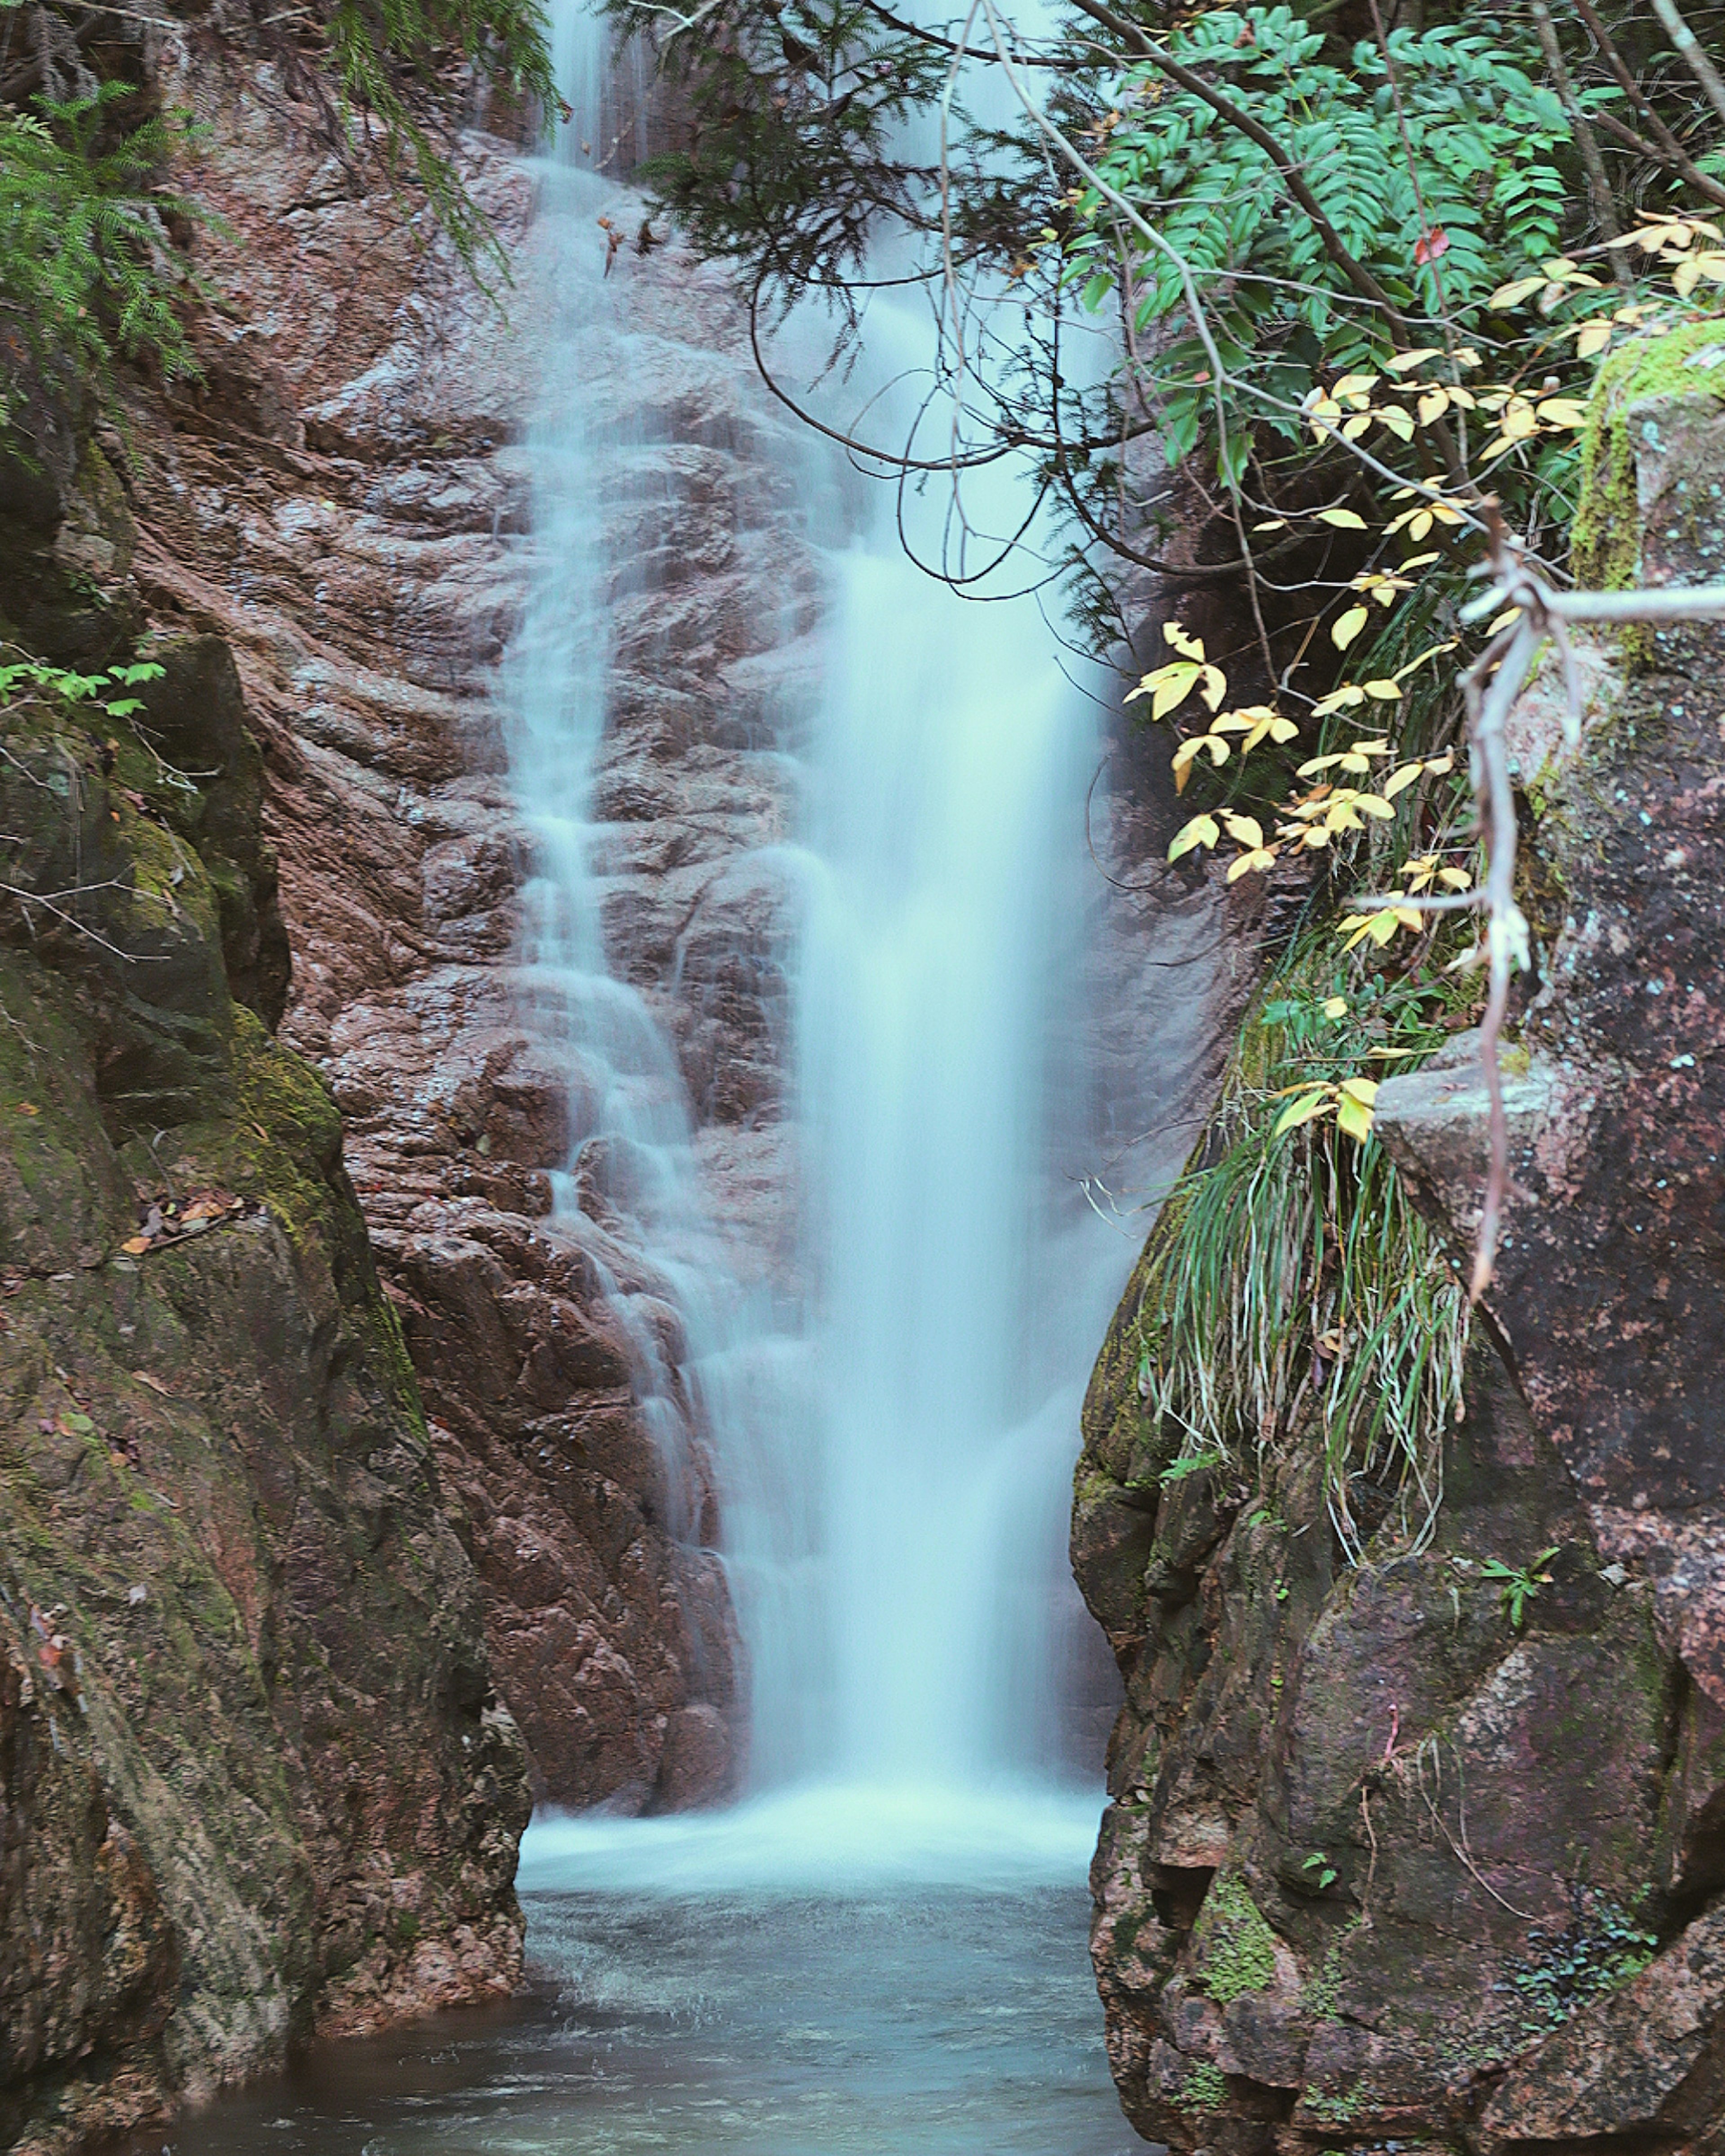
[146,1787,1143,2156]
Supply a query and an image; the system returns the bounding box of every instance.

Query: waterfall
[520,2,1136,1876]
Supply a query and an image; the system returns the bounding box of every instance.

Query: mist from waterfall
[521,1,1135,1879]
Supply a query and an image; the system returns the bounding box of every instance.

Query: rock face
[1074,347,1725,2151]
[76,32,829,1813]
[0,624,530,2153]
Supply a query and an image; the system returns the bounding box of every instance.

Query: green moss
[1193,1869,1279,2004]
[1180,2060,1227,2113]
[1572,315,1725,592]
[1300,1914,1362,2020]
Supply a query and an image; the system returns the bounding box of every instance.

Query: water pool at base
[150,1792,1143,2156]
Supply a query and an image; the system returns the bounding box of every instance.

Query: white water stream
[517,0,1135,1881]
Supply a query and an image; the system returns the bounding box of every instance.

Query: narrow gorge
[6,3,1725,2155]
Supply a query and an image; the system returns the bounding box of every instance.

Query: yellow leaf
[1168,813,1221,862]
[1488,274,1546,309]
[1446,385,1477,411]
[1327,801,1366,833]
[1253,517,1287,532]
[1163,620,1205,658]
[1221,812,1264,848]
[1438,866,1473,889]
[1335,1090,1375,1142]
[1332,605,1370,650]
[1198,663,1228,712]
[1422,752,1456,775]
[1333,372,1379,403]
[1225,847,1277,882]
[1378,406,1415,442]
[1487,604,1525,634]
[1297,752,1347,776]
[1274,1088,1333,1137]
[1535,398,1589,429]
[1674,255,1703,298]
[1316,508,1369,530]
[1300,826,1331,849]
[1384,762,1424,797]
[1407,510,1434,541]
[1384,348,1444,373]
[13,1100,39,1116]
[1341,413,1374,441]
[1353,795,1397,820]
[1340,1077,1380,1105]
[1321,994,1349,1017]
[120,1235,151,1256]
[1362,679,1403,700]
[1417,388,1450,425]
[1576,319,1613,359]
[1395,642,1455,680]
[1311,684,1366,717]
[1367,909,1401,944]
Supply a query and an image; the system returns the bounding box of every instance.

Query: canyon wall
[1075,348,1725,2153]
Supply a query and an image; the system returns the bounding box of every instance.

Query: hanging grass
[1129,941,1472,1560]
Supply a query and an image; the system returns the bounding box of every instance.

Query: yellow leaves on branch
[1488,222,1725,363]
[1125,620,1227,722]
[1272,1076,1379,1144]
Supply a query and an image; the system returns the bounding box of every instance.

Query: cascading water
[516,0,1137,1862]
[155,18,1168,2156]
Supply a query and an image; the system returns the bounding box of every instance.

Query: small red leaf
[1413,229,1450,266]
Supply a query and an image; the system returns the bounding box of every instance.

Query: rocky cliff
[1075,345,1725,2152]
[10,20,836,1817]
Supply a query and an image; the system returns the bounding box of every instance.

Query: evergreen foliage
[0,84,207,430]
[325,0,556,278]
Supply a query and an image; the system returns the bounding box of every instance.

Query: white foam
[518,1780,1105,1895]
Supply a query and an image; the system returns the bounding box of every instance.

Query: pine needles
[326,0,556,283]
[1130,950,1470,1560]
[0,87,209,431]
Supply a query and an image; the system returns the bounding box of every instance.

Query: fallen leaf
[120,1236,151,1256]
[133,1371,173,1397]
[13,1102,39,1117]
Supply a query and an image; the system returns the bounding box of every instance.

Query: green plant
[2,657,166,723]
[1180,2060,1228,2112]
[1193,1870,1279,2003]
[0,88,210,431]
[1066,8,1597,490]
[1132,936,1472,1558]
[1302,1851,1338,1890]
[1480,1546,1561,1628]
[1497,1895,1656,2036]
